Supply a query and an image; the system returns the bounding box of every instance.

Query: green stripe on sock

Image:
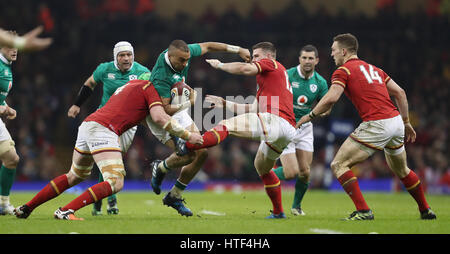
[292,179,309,209]
[0,165,16,196]
[272,166,286,181]
[175,180,187,191]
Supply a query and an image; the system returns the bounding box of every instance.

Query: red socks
[62,181,112,212]
[261,171,283,215]
[401,170,430,212]
[186,124,229,150]
[26,174,70,210]
[338,170,370,211]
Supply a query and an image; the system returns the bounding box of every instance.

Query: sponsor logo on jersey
[310,84,317,93]
[108,73,116,80]
[129,75,137,80]
[297,95,308,106]
[291,82,299,88]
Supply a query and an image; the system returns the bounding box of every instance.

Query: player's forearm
[0,29,25,49]
[201,42,241,54]
[393,90,410,122]
[218,62,255,76]
[73,85,94,107]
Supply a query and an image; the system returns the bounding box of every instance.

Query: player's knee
[330,159,344,176]
[4,152,20,168]
[70,162,94,180]
[98,159,126,194]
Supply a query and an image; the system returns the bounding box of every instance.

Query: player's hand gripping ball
[170,81,191,105]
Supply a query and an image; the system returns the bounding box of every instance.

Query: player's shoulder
[133,61,151,72]
[286,66,297,75]
[313,71,327,84]
[95,61,115,72]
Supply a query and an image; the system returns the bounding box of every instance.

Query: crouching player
[14,79,202,220]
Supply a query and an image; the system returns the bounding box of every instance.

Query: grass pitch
[1,190,449,234]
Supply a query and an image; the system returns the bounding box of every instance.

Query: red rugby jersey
[253,58,296,126]
[331,58,399,121]
[84,79,163,135]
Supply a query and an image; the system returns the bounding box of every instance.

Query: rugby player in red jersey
[13,80,202,220]
[175,42,297,219]
[296,33,436,220]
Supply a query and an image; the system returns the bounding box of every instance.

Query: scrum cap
[113,41,134,70]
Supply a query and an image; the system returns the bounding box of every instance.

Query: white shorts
[145,108,194,144]
[350,115,405,155]
[0,118,12,142]
[74,121,122,155]
[252,112,298,160]
[119,126,137,153]
[281,122,314,155]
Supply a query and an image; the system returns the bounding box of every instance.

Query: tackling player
[272,45,329,216]
[147,40,251,216]
[296,33,436,220]
[0,32,19,215]
[175,42,298,219]
[14,79,203,220]
[67,41,150,215]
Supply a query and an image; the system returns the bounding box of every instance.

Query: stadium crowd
[0,0,448,191]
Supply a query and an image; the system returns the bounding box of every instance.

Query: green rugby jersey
[0,54,13,106]
[287,65,328,121]
[92,61,151,108]
[150,44,202,98]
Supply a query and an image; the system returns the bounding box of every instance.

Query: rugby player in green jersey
[68,41,150,215]
[272,45,330,216]
[0,31,20,215]
[148,40,250,216]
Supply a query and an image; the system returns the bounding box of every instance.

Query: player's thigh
[68,150,94,185]
[221,113,259,139]
[279,151,299,179]
[0,142,19,167]
[331,137,371,178]
[384,149,410,178]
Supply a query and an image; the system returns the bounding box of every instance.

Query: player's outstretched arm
[205,95,257,115]
[295,84,344,128]
[206,59,258,76]
[0,26,52,51]
[198,42,251,62]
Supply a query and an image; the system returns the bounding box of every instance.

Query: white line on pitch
[309,228,348,234]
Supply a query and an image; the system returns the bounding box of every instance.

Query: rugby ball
[170,81,191,105]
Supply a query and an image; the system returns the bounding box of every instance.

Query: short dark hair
[168,39,189,53]
[252,42,276,58]
[333,33,358,54]
[300,44,318,58]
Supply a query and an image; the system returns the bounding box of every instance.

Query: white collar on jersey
[165,51,177,72]
[297,65,313,80]
[0,53,11,65]
[165,51,187,73]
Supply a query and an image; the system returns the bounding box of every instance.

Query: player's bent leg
[254,149,285,219]
[0,144,19,215]
[290,149,312,216]
[15,151,93,219]
[56,151,124,220]
[331,138,373,219]
[384,149,436,219]
[278,153,299,180]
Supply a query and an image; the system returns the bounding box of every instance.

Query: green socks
[292,179,309,209]
[0,165,16,196]
[272,166,309,208]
